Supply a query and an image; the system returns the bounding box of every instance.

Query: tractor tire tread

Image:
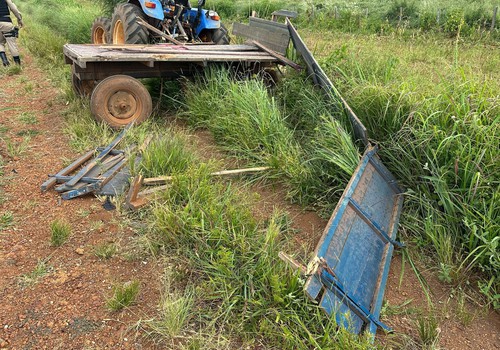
[112,3,149,44]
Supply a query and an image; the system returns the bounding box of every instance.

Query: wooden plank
[67,50,278,64]
[53,175,101,184]
[100,48,271,57]
[278,252,307,275]
[55,153,124,192]
[124,175,149,210]
[251,40,301,71]
[41,149,95,192]
[139,184,169,196]
[233,23,290,55]
[271,10,298,19]
[72,44,259,52]
[65,43,276,67]
[143,166,270,186]
[136,17,185,46]
[249,17,289,32]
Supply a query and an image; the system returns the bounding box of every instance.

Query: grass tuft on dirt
[49,219,71,247]
[106,280,141,311]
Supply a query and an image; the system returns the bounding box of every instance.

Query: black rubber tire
[91,17,111,44]
[111,3,149,44]
[90,75,152,128]
[211,23,230,45]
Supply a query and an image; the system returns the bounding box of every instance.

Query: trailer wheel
[91,17,111,44]
[111,3,149,44]
[90,75,152,128]
[211,24,230,45]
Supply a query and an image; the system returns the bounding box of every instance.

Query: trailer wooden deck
[64,43,280,82]
[63,42,284,127]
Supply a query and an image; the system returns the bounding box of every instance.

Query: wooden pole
[136,17,184,46]
[143,166,270,186]
[492,6,498,31]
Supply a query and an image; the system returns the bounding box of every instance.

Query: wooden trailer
[63,43,282,128]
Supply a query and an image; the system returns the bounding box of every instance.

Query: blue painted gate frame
[304,146,404,338]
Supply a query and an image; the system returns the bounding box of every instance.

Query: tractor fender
[184,9,220,36]
[131,0,164,20]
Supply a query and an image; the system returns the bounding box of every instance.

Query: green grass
[93,242,117,259]
[106,280,140,311]
[50,219,71,247]
[0,211,14,231]
[17,259,52,287]
[17,112,38,125]
[183,68,360,209]
[138,132,196,178]
[142,271,194,339]
[144,164,374,348]
[4,136,31,158]
[416,314,440,349]
[0,64,22,77]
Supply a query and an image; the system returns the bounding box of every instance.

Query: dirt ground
[0,55,499,349]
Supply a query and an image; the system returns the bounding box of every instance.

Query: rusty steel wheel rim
[106,90,141,124]
[113,20,125,44]
[93,27,106,44]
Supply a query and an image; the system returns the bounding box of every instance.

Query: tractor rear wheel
[212,24,230,45]
[111,3,149,44]
[91,17,111,44]
[90,75,152,128]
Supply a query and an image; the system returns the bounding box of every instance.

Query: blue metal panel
[137,0,164,20]
[304,146,404,340]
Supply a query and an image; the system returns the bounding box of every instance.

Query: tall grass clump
[183,68,360,208]
[106,280,140,311]
[50,219,71,247]
[147,165,373,348]
[139,132,196,178]
[20,0,102,43]
[292,0,499,37]
[209,0,297,19]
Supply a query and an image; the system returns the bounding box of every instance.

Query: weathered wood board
[233,22,290,55]
[64,44,278,69]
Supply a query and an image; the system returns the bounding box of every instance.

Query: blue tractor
[91,0,229,45]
